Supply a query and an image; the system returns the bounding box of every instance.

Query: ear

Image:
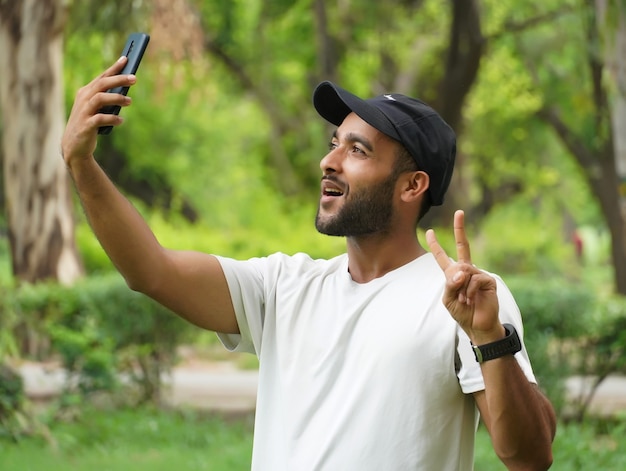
[400,171,429,203]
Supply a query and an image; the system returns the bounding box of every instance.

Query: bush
[506,276,626,419]
[0,364,25,440]
[1,274,194,404]
[505,276,596,414]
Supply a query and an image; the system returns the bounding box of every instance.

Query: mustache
[321,175,343,185]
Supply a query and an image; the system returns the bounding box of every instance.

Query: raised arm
[61,57,238,334]
[425,210,556,470]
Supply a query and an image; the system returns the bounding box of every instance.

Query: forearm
[68,155,166,292]
[478,356,556,470]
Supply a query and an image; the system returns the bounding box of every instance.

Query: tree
[522,0,626,294]
[0,0,83,285]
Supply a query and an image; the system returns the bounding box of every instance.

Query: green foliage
[564,295,626,420]
[47,324,117,395]
[474,418,626,470]
[474,196,580,276]
[507,277,595,338]
[593,296,626,374]
[1,274,194,404]
[504,276,626,419]
[504,275,596,413]
[0,364,25,441]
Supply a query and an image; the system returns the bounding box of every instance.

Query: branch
[486,4,577,42]
[203,37,256,92]
[536,106,597,170]
[203,35,302,196]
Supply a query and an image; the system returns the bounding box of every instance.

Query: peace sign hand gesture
[426,210,505,345]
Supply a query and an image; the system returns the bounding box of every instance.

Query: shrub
[506,276,626,420]
[0,364,25,440]
[505,276,596,414]
[1,274,194,404]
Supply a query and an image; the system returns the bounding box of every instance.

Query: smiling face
[315,113,408,237]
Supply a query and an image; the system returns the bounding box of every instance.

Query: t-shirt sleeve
[214,255,268,355]
[456,275,537,394]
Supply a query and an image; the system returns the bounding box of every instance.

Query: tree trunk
[599,0,626,293]
[0,0,83,285]
[420,0,484,228]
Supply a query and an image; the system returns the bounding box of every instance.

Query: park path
[14,359,626,416]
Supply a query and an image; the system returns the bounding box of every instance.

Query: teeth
[325,188,343,196]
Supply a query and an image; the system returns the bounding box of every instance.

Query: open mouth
[323,187,344,197]
[321,178,345,198]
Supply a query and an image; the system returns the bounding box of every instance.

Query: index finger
[85,56,130,91]
[102,55,129,78]
[425,228,452,272]
[454,210,472,264]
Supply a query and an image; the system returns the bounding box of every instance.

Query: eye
[352,145,365,154]
[328,140,338,151]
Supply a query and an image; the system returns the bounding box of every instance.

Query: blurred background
[1,0,625,469]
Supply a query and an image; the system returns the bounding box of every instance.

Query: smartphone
[98,32,150,135]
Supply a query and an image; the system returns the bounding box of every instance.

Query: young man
[62,57,556,470]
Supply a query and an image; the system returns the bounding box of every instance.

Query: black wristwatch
[472,323,522,363]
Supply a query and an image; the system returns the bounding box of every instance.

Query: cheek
[343,160,385,184]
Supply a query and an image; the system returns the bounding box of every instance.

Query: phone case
[98,32,150,135]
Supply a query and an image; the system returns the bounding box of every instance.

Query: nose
[320,146,342,174]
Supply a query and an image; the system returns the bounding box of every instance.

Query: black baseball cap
[312,81,456,206]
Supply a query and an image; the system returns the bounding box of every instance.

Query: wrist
[65,153,97,177]
[471,323,521,363]
[469,324,506,346]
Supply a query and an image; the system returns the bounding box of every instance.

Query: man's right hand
[61,56,136,168]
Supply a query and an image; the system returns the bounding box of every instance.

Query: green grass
[475,419,626,470]
[0,407,254,471]
[1,407,625,470]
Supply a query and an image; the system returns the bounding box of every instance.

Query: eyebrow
[332,130,374,152]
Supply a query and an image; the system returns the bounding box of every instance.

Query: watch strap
[472,323,522,363]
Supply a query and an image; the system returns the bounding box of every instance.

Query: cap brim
[313,81,400,141]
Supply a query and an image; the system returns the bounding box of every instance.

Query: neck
[345,232,426,283]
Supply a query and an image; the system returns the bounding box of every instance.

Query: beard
[315,171,398,237]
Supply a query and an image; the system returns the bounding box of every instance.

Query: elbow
[498,445,553,471]
[494,424,555,470]
[124,276,143,293]
[123,272,161,297]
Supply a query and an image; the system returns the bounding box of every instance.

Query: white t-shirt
[217,252,536,471]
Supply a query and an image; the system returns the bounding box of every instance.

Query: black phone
[98,32,150,135]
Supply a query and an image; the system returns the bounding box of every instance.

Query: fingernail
[453,272,463,282]
[117,55,125,62]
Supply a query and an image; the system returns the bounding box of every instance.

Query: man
[62,56,556,470]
